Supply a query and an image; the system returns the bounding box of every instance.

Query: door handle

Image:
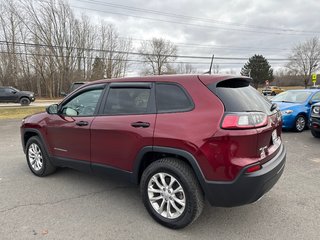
[76,121,89,126]
[131,121,150,128]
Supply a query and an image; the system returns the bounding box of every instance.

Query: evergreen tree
[91,57,105,80]
[241,55,274,88]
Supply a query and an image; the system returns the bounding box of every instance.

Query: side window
[104,88,151,115]
[311,92,320,102]
[5,88,12,94]
[61,89,103,116]
[156,83,193,113]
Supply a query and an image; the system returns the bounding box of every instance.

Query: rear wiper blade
[270,103,277,111]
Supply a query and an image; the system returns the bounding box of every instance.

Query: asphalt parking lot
[0,120,319,240]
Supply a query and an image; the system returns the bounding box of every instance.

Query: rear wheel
[294,115,306,132]
[311,128,320,138]
[26,136,56,176]
[271,91,276,96]
[140,158,204,229]
[20,97,30,106]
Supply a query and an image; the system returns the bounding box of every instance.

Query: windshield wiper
[277,100,293,103]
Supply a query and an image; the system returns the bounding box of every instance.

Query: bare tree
[0,0,21,87]
[139,38,177,75]
[212,64,220,74]
[175,63,197,74]
[98,23,132,79]
[0,0,132,97]
[287,37,320,88]
[274,68,304,86]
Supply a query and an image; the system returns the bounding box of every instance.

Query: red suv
[21,75,286,229]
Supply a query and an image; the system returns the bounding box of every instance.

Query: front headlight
[281,110,293,115]
[312,106,320,114]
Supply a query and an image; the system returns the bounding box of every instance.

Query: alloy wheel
[28,143,43,171]
[296,116,306,132]
[147,172,186,219]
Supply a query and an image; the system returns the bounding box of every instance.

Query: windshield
[10,87,20,92]
[272,90,312,103]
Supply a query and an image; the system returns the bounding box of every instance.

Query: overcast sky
[70,0,320,75]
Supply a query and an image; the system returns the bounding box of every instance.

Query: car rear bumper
[203,144,286,207]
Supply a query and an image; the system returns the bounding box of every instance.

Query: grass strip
[0,106,45,120]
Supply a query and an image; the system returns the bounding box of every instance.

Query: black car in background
[0,86,35,106]
[310,103,320,138]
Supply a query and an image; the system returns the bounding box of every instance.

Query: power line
[31,0,297,53]
[69,4,314,36]
[0,40,294,61]
[121,37,291,52]
[75,0,320,35]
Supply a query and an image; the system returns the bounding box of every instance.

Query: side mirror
[309,100,319,105]
[11,90,17,94]
[65,107,78,116]
[46,104,58,114]
[60,91,67,97]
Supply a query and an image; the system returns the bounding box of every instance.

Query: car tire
[26,136,56,176]
[140,158,204,229]
[271,91,276,96]
[311,129,320,138]
[20,97,30,106]
[294,115,306,132]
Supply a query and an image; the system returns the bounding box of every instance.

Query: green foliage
[241,55,274,88]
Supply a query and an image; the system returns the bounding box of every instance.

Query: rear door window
[103,87,151,115]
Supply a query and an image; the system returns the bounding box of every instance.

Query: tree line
[241,37,320,89]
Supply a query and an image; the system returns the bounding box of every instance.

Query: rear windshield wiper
[270,103,277,112]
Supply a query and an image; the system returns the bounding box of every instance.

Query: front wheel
[294,115,306,132]
[20,97,30,106]
[26,136,56,176]
[140,158,204,229]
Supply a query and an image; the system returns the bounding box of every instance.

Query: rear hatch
[200,76,282,163]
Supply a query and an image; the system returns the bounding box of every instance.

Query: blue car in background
[272,89,320,132]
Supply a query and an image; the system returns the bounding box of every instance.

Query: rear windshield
[208,79,272,114]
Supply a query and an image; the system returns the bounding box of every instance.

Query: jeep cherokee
[21,75,286,229]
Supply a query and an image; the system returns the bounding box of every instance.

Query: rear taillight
[221,112,268,129]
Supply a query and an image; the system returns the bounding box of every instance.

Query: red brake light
[246,164,262,173]
[221,112,268,129]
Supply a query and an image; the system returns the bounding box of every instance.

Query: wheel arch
[132,146,207,193]
[292,112,308,131]
[19,96,31,101]
[295,112,308,123]
[22,129,47,153]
